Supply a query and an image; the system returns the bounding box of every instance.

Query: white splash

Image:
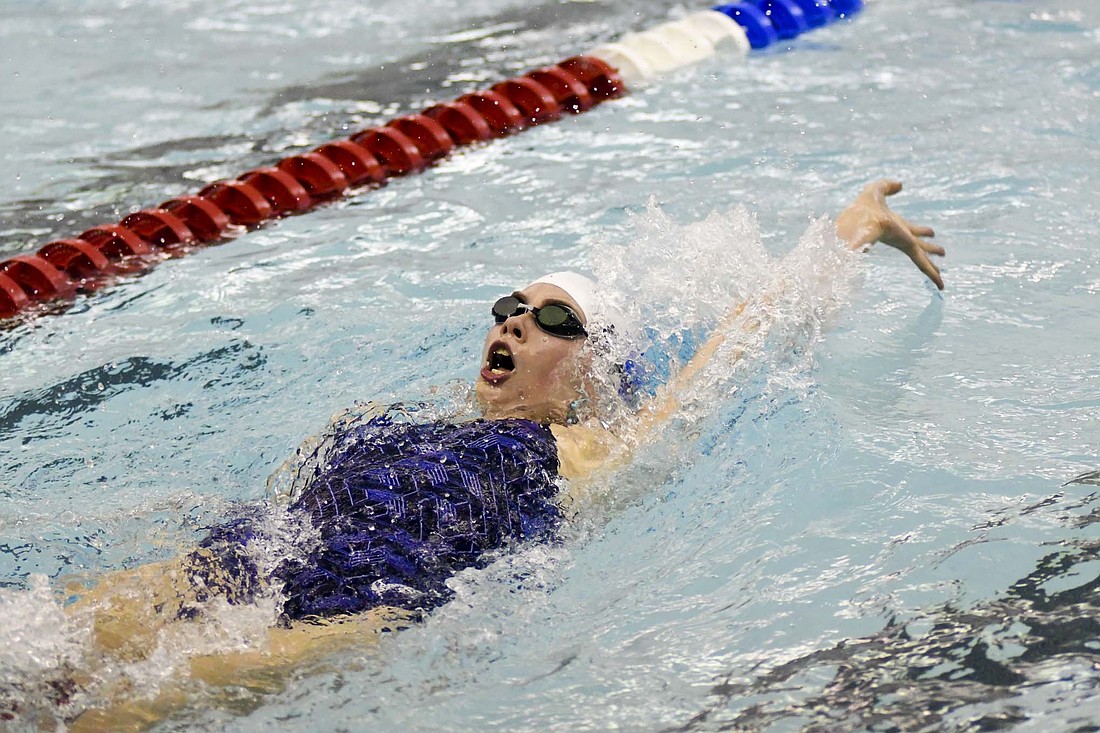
[573,201,864,516]
[0,575,89,684]
[588,201,862,423]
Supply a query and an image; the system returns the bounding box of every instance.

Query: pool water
[2,0,1100,730]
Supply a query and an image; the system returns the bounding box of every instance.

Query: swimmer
[19,180,944,731]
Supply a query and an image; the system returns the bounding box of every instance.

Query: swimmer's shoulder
[549,420,626,501]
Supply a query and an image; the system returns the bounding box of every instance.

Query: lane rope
[0,0,863,322]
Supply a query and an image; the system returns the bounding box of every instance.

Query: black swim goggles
[491,295,587,339]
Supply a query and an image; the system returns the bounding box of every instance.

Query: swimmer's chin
[474,376,513,419]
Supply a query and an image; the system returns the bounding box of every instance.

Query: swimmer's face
[475,282,588,424]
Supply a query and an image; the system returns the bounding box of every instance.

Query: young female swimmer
[52,180,943,731]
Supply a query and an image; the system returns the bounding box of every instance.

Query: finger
[919,239,946,257]
[878,179,903,199]
[913,251,944,290]
[901,217,935,239]
[863,179,900,202]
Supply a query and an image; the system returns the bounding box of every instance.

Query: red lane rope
[0,55,623,322]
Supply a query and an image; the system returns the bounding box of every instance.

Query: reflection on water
[678,479,1100,733]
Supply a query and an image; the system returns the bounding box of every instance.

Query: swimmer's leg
[66,558,201,663]
[67,687,190,733]
[188,607,416,688]
[68,608,414,733]
[67,541,263,664]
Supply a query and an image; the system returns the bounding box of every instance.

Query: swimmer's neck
[478,402,571,425]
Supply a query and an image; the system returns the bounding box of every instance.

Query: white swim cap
[526,271,598,325]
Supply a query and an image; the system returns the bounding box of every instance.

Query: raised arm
[633,179,944,433]
[556,181,944,490]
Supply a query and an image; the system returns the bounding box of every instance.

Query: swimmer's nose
[499,314,526,340]
[503,321,523,340]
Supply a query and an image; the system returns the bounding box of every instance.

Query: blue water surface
[1,0,1099,730]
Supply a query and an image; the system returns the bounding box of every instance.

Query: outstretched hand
[835,180,946,290]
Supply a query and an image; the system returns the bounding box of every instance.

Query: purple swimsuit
[189,416,563,621]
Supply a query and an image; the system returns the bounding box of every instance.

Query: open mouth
[488,345,515,374]
[481,342,516,383]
